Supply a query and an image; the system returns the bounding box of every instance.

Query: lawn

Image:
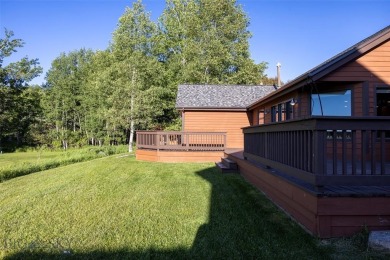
[0,146,127,182]
[0,155,387,259]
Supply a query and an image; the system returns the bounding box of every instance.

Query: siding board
[323,40,390,84]
[184,111,250,148]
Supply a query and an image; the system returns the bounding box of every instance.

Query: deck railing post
[186,133,189,151]
[136,131,227,152]
[155,133,160,151]
[242,117,390,186]
[313,130,326,184]
[264,132,268,159]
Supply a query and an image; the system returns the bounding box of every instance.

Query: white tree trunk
[128,69,136,153]
[129,116,134,153]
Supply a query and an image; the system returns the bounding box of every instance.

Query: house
[136,84,275,162]
[176,84,276,148]
[136,25,390,237]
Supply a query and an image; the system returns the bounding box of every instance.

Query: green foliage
[44,49,94,149]
[0,29,42,89]
[158,0,267,85]
[3,1,270,149]
[110,0,166,151]
[0,29,43,148]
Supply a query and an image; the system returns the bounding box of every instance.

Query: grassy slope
[0,146,127,182]
[0,150,62,168]
[0,155,387,259]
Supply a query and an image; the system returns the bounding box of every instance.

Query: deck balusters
[243,117,390,186]
[136,131,226,151]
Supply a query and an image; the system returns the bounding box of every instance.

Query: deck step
[222,157,238,170]
[215,161,238,174]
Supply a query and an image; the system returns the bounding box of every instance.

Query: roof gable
[176,84,276,110]
[248,25,390,109]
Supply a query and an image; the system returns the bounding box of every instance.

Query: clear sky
[1,0,389,85]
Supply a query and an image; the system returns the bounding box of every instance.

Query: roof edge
[176,106,247,112]
[248,25,390,110]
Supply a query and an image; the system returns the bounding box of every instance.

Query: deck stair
[216,157,238,173]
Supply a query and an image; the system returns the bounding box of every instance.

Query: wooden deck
[137,131,226,151]
[225,149,390,238]
[136,149,224,163]
[243,117,390,186]
[135,131,234,163]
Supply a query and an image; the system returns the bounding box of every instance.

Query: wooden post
[313,130,326,185]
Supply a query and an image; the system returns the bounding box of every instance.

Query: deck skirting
[226,151,390,238]
[136,149,223,163]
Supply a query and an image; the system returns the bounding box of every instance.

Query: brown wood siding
[249,91,305,124]
[252,108,259,125]
[324,40,390,83]
[299,92,310,118]
[183,111,250,148]
[323,40,390,116]
[249,40,390,121]
[317,197,390,237]
[353,82,364,116]
[233,155,318,233]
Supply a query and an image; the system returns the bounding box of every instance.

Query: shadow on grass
[4,166,331,259]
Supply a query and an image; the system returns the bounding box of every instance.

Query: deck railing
[136,131,226,151]
[243,117,390,186]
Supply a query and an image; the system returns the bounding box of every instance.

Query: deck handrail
[136,131,226,151]
[243,117,390,186]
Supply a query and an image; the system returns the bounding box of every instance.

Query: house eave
[247,26,390,110]
[176,106,247,112]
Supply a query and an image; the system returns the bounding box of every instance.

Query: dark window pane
[377,88,390,116]
[312,90,351,116]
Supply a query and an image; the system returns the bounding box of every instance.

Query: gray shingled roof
[176,84,276,109]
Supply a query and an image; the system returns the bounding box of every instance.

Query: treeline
[0,0,269,152]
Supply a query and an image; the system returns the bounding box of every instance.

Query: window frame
[376,86,390,117]
[311,87,353,117]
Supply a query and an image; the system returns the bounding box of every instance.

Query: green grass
[0,146,128,182]
[0,155,388,259]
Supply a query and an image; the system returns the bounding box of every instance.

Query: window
[312,90,351,116]
[271,101,294,122]
[285,101,293,120]
[377,88,390,116]
[376,88,390,138]
[271,106,277,122]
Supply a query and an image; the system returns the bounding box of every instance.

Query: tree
[111,0,163,152]
[0,29,43,149]
[158,0,267,85]
[84,50,115,146]
[44,49,94,149]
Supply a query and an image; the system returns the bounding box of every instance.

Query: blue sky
[1,0,389,85]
